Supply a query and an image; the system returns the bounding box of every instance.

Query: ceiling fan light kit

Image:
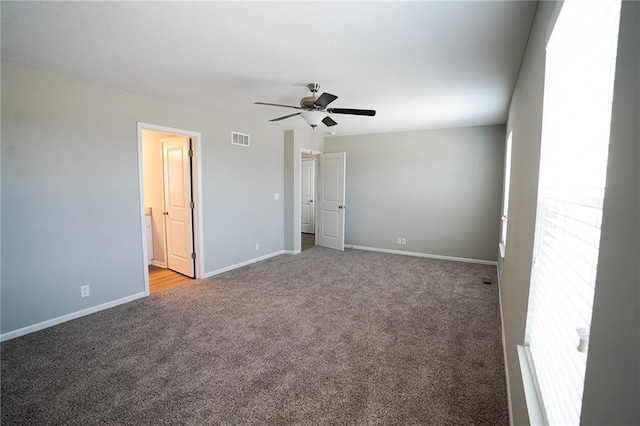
[255,83,376,129]
[300,110,326,128]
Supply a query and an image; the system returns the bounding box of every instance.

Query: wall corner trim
[497,266,515,426]
[0,292,148,342]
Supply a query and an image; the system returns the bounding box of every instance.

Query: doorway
[301,153,316,251]
[298,149,346,252]
[137,123,203,295]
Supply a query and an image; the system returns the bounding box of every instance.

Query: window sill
[517,345,546,425]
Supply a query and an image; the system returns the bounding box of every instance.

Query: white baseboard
[202,250,285,278]
[497,264,514,426]
[0,292,147,342]
[151,260,167,268]
[284,249,301,255]
[346,245,498,266]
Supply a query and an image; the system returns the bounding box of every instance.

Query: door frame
[299,148,322,250]
[137,122,204,295]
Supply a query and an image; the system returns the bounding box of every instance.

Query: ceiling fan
[254,83,376,129]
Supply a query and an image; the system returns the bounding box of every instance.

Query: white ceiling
[1,1,537,136]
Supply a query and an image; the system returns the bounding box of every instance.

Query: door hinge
[188,149,193,157]
[190,201,195,209]
[191,252,196,260]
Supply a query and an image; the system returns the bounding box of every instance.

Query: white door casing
[301,158,316,234]
[317,152,346,251]
[162,136,195,278]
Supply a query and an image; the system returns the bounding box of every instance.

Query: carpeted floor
[1,247,508,425]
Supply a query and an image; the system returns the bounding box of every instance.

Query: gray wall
[1,60,284,335]
[497,2,550,423]
[323,126,505,262]
[499,1,639,424]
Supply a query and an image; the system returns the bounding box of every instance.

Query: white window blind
[524,0,622,425]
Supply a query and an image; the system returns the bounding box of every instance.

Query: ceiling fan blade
[314,93,338,108]
[269,112,301,122]
[322,116,338,127]
[255,102,302,110]
[327,108,376,116]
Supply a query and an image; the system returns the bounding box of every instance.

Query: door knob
[163,211,169,215]
[309,200,314,203]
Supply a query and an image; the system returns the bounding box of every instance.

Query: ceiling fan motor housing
[300,96,319,109]
[301,83,321,108]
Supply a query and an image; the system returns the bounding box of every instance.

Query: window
[500,131,513,257]
[524,0,622,424]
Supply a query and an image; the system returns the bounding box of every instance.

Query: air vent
[231,132,250,147]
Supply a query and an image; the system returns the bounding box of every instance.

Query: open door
[317,152,346,251]
[162,136,195,278]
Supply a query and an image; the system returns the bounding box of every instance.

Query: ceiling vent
[231,132,250,147]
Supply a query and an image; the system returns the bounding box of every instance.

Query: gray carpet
[1,247,508,425]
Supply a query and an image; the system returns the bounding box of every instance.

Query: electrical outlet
[255,243,260,251]
[401,238,407,245]
[274,193,280,200]
[397,237,402,244]
[80,285,90,298]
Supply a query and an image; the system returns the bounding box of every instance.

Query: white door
[301,158,316,234]
[162,136,195,278]
[317,152,346,251]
